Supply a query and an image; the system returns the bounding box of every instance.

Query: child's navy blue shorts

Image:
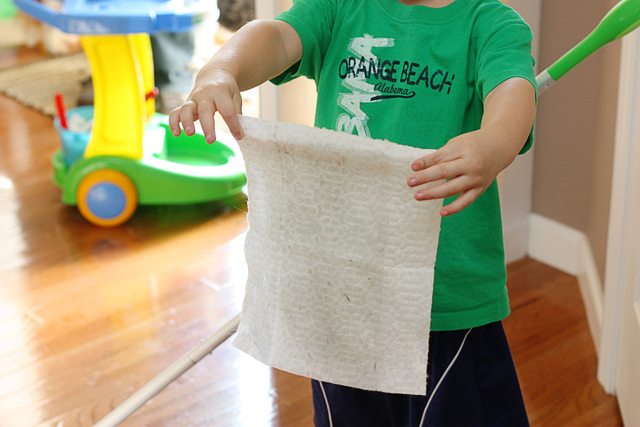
[311,321,529,427]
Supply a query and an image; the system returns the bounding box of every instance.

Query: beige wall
[533,0,621,281]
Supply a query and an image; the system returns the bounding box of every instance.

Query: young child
[170,0,536,425]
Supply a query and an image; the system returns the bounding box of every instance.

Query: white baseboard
[528,214,583,274]
[504,218,529,264]
[528,213,604,353]
[577,240,604,352]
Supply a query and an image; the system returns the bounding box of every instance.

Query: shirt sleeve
[270,0,337,85]
[475,11,537,154]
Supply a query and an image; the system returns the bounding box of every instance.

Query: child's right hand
[168,19,301,144]
[168,69,244,143]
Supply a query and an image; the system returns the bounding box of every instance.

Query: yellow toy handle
[81,34,155,160]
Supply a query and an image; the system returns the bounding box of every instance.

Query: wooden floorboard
[0,46,622,426]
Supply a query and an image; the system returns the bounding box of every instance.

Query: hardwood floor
[0,47,622,426]
[505,260,622,427]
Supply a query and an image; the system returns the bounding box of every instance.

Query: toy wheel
[77,169,138,227]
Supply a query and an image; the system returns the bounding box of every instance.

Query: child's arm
[407,77,536,216]
[168,20,302,142]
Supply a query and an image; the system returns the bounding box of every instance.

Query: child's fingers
[197,101,217,143]
[407,160,463,187]
[168,107,183,136]
[411,141,461,171]
[215,97,243,140]
[414,176,472,201]
[440,188,481,216]
[179,101,197,136]
[411,151,440,171]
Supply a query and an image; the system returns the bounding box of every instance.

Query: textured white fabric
[233,116,443,395]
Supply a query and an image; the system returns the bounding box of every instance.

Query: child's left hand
[407,129,510,217]
[407,78,536,216]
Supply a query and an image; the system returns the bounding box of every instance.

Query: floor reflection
[0,47,313,427]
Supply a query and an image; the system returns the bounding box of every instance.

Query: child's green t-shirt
[272,0,537,331]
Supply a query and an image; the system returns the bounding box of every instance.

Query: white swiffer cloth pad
[233,116,443,395]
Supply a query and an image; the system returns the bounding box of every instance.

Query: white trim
[258,83,279,121]
[254,0,278,21]
[598,29,640,395]
[528,213,603,352]
[255,0,280,120]
[528,214,582,275]
[577,238,604,352]
[504,218,529,264]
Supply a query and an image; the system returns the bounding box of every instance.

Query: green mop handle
[537,0,640,94]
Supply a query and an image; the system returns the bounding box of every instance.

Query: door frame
[597,28,640,394]
[255,0,280,121]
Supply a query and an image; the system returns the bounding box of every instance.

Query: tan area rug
[0,53,90,116]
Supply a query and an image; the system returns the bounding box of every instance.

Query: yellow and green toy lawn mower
[16,0,247,227]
